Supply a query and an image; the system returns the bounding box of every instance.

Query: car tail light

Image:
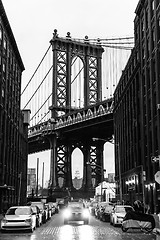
[63,209,71,218]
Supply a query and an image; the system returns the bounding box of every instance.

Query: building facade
[114,0,160,213]
[0,1,29,212]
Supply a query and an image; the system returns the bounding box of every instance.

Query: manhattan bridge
[22,29,134,200]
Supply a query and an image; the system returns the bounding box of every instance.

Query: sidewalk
[0,214,3,228]
[153,214,160,234]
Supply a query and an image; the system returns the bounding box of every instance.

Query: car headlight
[2,218,8,224]
[25,218,32,223]
[82,209,90,218]
[63,209,71,218]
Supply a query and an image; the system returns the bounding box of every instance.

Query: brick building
[114,0,160,213]
[0,0,30,212]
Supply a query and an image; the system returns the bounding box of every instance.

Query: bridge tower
[48,30,105,200]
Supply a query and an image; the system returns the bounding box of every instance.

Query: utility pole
[42,162,44,198]
[36,158,39,196]
[117,144,123,203]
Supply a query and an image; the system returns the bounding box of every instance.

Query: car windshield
[6,207,31,215]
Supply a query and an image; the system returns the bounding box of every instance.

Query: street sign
[155,171,160,184]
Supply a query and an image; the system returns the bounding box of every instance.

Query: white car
[1,206,37,232]
[63,201,90,224]
[110,205,134,226]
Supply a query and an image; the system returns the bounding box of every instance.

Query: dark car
[29,202,47,223]
[31,205,42,227]
[95,202,107,219]
[52,202,59,213]
[99,204,113,222]
[63,201,90,224]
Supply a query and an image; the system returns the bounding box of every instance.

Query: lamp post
[117,143,122,203]
[100,169,106,201]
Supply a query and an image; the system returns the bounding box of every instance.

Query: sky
[2,0,139,186]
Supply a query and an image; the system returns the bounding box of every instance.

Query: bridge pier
[47,136,105,201]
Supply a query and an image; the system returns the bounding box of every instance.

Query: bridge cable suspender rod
[23,65,53,109]
[30,93,52,122]
[21,44,52,96]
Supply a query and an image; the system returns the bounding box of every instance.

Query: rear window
[68,202,84,209]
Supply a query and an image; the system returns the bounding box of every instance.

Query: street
[0,210,157,240]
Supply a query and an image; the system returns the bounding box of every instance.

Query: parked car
[99,204,113,222]
[63,201,90,224]
[58,199,66,209]
[48,202,56,215]
[31,205,42,227]
[45,203,52,220]
[95,202,108,219]
[29,201,47,223]
[1,206,36,232]
[52,202,59,213]
[110,205,134,226]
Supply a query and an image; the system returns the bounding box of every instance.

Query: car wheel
[113,219,117,227]
[38,219,41,227]
[30,225,34,233]
[121,226,127,232]
[43,216,46,223]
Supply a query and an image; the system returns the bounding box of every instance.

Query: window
[151,0,155,18]
[3,37,7,50]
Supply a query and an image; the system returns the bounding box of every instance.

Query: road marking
[41,226,120,237]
